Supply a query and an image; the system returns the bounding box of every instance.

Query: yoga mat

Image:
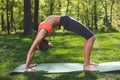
[10,62,120,75]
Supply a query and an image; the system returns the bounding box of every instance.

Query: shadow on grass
[0,76,12,80]
[14,71,120,80]
[24,72,98,80]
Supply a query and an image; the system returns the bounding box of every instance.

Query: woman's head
[37,39,53,51]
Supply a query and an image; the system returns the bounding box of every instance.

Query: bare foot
[84,64,98,72]
[90,62,98,66]
[30,63,38,67]
[25,68,38,72]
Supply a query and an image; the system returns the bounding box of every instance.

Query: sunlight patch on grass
[21,38,33,43]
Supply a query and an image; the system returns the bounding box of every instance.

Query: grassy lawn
[0,32,120,80]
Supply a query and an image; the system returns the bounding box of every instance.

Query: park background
[0,0,120,80]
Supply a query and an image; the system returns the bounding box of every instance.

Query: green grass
[0,32,120,80]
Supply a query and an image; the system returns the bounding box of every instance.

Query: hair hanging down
[38,39,49,51]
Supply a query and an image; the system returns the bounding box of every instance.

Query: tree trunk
[6,0,10,34]
[76,0,80,20]
[23,0,33,35]
[93,0,98,30]
[1,13,5,31]
[102,0,108,27]
[1,0,5,32]
[110,0,115,26]
[66,0,70,15]
[34,0,39,31]
[58,0,61,15]
[86,9,90,28]
[49,0,54,15]
[10,0,14,32]
[58,0,61,30]
[85,0,90,28]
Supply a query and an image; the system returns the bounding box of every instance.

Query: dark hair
[38,39,49,51]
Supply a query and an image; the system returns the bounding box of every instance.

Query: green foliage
[0,32,120,80]
[0,0,120,34]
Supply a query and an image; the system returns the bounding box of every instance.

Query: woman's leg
[83,36,97,71]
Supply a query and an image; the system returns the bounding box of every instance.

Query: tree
[10,0,14,33]
[102,0,109,27]
[93,0,98,30]
[66,0,70,15]
[0,0,120,34]
[1,0,5,32]
[34,0,39,31]
[76,0,80,20]
[23,0,33,35]
[6,0,10,34]
[58,0,61,15]
[110,0,115,25]
[49,0,54,15]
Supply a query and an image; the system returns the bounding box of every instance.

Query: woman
[25,15,97,72]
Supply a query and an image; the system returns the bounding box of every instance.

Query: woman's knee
[89,35,96,41]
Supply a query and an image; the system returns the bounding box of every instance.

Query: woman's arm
[25,29,48,72]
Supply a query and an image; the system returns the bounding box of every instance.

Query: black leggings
[59,16,94,40]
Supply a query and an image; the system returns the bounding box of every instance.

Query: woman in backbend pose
[25,15,97,72]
